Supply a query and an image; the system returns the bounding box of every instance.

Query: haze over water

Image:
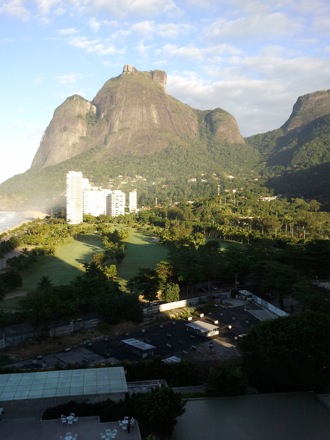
[0,211,45,234]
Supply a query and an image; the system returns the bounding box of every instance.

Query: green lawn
[117,228,168,280]
[16,228,168,292]
[21,234,105,292]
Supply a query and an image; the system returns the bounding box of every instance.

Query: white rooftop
[162,356,182,364]
[186,320,219,333]
[122,338,156,351]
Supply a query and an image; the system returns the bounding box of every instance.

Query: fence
[0,318,100,350]
[143,291,288,319]
[252,295,288,317]
[143,293,228,316]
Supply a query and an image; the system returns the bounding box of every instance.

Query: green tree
[116,293,144,323]
[127,268,159,302]
[132,386,186,436]
[36,276,53,292]
[0,270,22,295]
[103,264,117,280]
[239,311,330,392]
[162,282,180,303]
[155,260,174,290]
[20,290,63,337]
[206,362,247,396]
[83,261,107,281]
[260,261,298,308]
[91,252,105,266]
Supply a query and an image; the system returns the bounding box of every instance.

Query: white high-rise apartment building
[66,172,136,221]
[83,189,112,216]
[128,190,137,212]
[66,171,84,224]
[107,190,126,217]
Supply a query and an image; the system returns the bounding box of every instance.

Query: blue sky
[0,0,329,184]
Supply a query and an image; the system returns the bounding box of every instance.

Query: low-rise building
[186,320,219,338]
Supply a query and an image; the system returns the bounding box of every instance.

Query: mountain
[0,66,329,211]
[31,64,244,169]
[0,65,256,211]
[246,90,330,205]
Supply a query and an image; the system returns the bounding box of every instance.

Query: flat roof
[174,393,330,440]
[0,367,127,402]
[186,320,219,333]
[239,289,253,297]
[162,356,182,364]
[122,338,156,351]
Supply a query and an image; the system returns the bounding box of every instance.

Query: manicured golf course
[117,229,168,281]
[19,227,168,292]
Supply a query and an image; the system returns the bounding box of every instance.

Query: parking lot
[68,300,269,365]
[12,299,276,369]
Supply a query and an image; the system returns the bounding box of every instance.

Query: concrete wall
[143,291,288,319]
[252,295,288,317]
[143,295,210,316]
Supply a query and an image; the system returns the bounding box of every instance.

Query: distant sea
[0,211,46,234]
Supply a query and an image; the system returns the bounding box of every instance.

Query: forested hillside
[0,141,260,211]
[247,113,330,207]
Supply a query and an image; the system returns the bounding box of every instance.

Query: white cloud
[284,0,330,16]
[89,17,101,32]
[35,0,62,15]
[167,72,291,135]
[132,20,156,36]
[157,22,191,38]
[206,44,242,57]
[55,73,80,85]
[68,36,120,56]
[167,43,330,137]
[88,17,118,32]
[205,12,302,41]
[159,44,205,60]
[135,40,153,58]
[0,0,181,20]
[0,0,30,20]
[71,0,181,18]
[131,21,191,39]
[312,16,330,37]
[57,27,78,35]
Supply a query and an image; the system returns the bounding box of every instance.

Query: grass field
[117,228,168,281]
[4,228,168,306]
[19,234,105,292]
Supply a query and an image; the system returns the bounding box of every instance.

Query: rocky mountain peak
[122,64,167,89]
[30,66,244,170]
[282,89,330,133]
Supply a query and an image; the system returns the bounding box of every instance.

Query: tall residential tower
[66,171,84,224]
[106,190,126,217]
[66,172,137,222]
[128,190,137,213]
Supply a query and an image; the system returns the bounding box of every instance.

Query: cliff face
[282,90,330,133]
[30,65,244,169]
[31,95,96,168]
[204,109,245,144]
